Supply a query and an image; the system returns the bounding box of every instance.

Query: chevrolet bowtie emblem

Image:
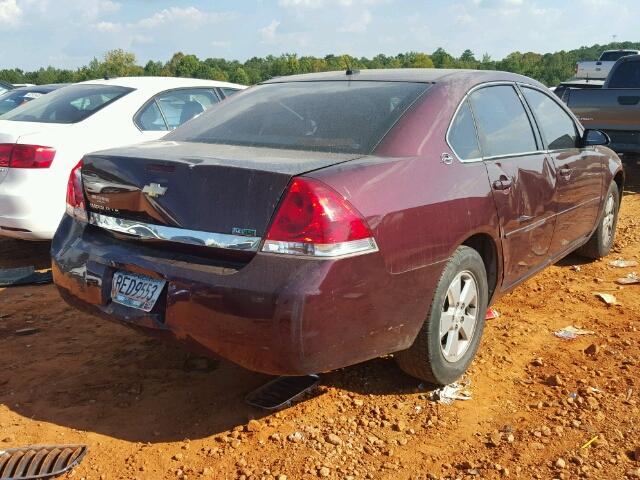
[142,183,167,198]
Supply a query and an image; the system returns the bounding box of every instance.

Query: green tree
[100,49,142,78]
[431,48,455,68]
[230,67,250,85]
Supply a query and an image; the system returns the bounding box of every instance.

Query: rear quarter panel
[308,83,502,341]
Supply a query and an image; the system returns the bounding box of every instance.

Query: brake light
[0,144,12,167]
[262,177,378,257]
[65,160,88,222]
[0,144,56,168]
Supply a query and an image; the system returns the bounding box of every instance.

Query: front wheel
[395,246,488,386]
[577,181,620,260]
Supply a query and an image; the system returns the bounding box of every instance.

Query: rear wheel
[395,246,488,386]
[577,181,620,260]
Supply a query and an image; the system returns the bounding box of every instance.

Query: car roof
[261,68,546,89]
[77,76,246,93]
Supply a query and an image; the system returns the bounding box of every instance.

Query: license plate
[111,271,166,312]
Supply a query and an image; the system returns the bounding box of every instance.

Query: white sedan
[0,76,245,240]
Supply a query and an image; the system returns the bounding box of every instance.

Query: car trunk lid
[82,140,362,252]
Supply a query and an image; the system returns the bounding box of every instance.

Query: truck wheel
[395,246,488,386]
[577,181,620,260]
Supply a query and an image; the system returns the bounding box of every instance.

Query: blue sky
[0,0,638,70]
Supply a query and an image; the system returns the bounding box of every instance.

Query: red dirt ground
[1,162,639,480]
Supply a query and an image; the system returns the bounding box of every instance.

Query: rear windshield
[0,89,47,115]
[608,61,640,88]
[600,51,636,62]
[2,84,133,124]
[167,81,430,154]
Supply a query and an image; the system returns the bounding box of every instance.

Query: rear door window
[608,61,640,88]
[2,84,133,124]
[135,88,220,131]
[469,85,537,157]
[522,87,578,150]
[448,100,480,160]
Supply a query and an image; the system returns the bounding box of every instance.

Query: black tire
[395,246,488,386]
[577,181,620,260]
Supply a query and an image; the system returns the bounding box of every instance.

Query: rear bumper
[52,215,443,375]
[0,168,65,240]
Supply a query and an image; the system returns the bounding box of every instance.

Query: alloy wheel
[601,192,616,247]
[440,270,479,363]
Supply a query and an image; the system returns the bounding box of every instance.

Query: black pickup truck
[566,54,640,155]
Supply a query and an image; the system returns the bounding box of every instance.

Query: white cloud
[138,6,207,28]
[278,0,384,9]
[82,0,120,20]
[94,20,121,33]
[0,0,22,29]
[340,10,372,32]
[259,19,281,42]
[211,40,231,48]
[278,0,324,8]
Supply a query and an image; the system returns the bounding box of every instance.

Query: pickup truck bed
[567,54,640,154]
[575,49,640,81]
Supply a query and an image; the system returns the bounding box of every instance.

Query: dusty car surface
[52,69,624,385]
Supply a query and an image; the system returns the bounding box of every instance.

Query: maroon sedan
[53,69,623,385]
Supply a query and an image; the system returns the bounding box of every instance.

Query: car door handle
[618,96,640,106]
[492,178,512,191]
[559,168,572,179]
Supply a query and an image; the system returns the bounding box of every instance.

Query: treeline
[1,41,639,87]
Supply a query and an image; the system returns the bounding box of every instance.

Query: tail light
[262,177,378,257]
[0,143,56,168]
[65,160,88,222]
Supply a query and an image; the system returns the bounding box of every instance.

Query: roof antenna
[343,55,359,76]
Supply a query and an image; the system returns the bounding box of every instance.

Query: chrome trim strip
[89,213,261,251]
[503,196,601,239]
[262,237,379,258]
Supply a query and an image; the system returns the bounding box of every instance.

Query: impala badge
[142,183,167,198]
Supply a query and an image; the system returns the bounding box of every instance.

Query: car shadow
[0,284,422,445]
[622,155,640,194]
[0,238,52,270]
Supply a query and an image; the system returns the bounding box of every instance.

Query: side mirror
[582,129,610,147]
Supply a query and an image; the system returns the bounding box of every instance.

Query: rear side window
[0,90,45,115]
[219,87,241,98]
[167,81,430,154]
[522,87,577,150]
[608,61,640,88]
[469,85,537,157]
[2,84,133,124]
[136,88,219,131]
[448,100,480,160]
[600,51,635,62]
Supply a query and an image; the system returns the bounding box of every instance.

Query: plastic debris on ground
[581,435,599,449]
[570,265,581,272]
[429,381,472,405]
[554,325,595,340]
[485,307,500,320]
[616,272,640,285]
[593,292,617,305]
[609,259,639,268]
[0,266,53,287]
